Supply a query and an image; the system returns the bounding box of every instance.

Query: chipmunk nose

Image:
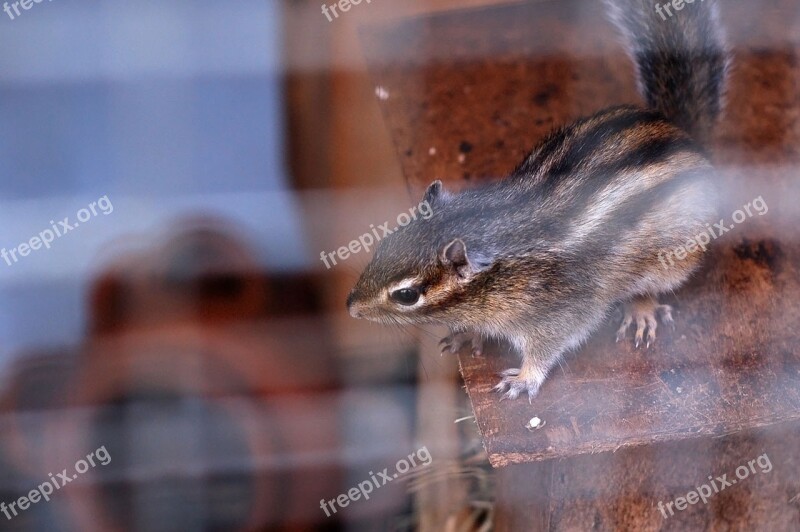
[346,292,361,318]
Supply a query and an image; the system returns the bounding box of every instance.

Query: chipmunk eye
[390,288,420,306]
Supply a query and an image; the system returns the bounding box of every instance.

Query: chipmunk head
[347,181,495,325]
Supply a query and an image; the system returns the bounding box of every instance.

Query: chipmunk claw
[440,332,483,357]
[494,368,540,402]
[617,298,672,348]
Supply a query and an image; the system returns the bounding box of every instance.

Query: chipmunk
[347,0,728,400]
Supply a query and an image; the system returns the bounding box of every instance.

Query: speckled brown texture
[361,0,800,528]
[361,0,639,194]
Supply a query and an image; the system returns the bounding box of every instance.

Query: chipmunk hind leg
[616,295,674,348]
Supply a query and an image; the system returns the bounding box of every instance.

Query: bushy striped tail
[603,0,729,146]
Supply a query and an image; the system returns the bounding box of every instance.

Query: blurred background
[0,1,489,531]
[1,0,799,531]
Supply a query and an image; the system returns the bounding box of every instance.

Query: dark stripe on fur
[579,167,710,262]
[544,109,661,176]
[558,135,702,226]
[604,134,699,173]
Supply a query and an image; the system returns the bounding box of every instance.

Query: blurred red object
[1,215,343,531]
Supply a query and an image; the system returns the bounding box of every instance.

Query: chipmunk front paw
[616,296,674,348]
[440,331,483,357]
[493,368,541,402]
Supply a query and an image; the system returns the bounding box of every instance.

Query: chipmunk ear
[441,238,489,280]
[423,180,446,206]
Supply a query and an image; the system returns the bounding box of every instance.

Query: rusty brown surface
[361,0,639,196]
[495,422,800,531]
[361,0,800,469]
